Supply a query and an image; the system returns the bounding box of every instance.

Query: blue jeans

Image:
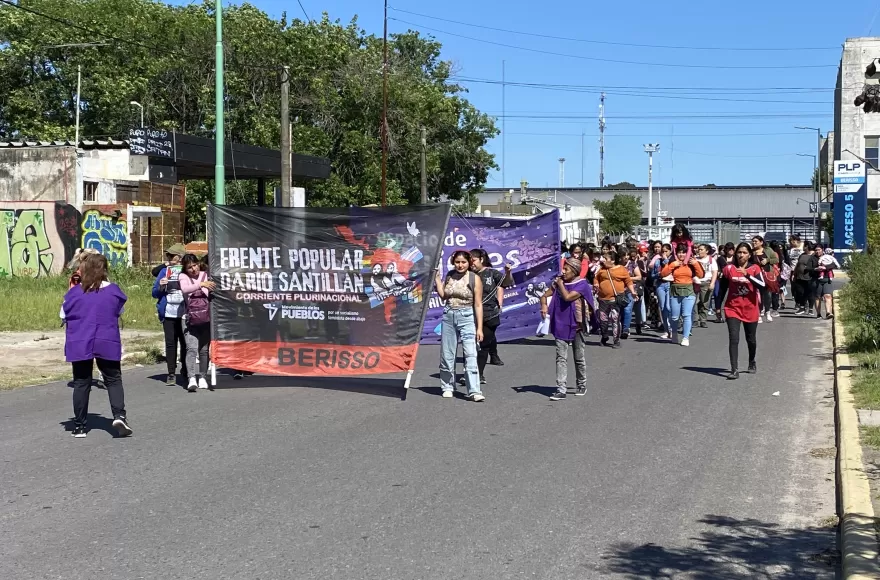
[670,294,696,339]
[655,283,672,334]
[621,292,645,332]
[439,308,480,395]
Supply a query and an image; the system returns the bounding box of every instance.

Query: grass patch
[861,426,880,449]
[122,336,164,366]
[0,266,160,332]
[850,354,880,410]
[0,369,69,391]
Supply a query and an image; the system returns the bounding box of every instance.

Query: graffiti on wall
[0,202,80,278]
[81,209,128,268]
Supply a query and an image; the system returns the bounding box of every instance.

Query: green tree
[0,1,498,237]
[604,181,636,189]
[593,194,643,234]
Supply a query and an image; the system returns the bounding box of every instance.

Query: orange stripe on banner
[210,341,417,376]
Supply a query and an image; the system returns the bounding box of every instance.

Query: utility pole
[420,126,427,204]
[796,126,821,240]
[558,158,566,188]
[644,144,660,231]
[380,0,389,206]
[280,66,291,207]
[75,65,81,145]
[599,93,606,188]
[581,131,585,186]
[214,0,225,205]
[502,60,506,189]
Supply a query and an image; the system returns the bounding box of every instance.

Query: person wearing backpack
[179,254,215,391]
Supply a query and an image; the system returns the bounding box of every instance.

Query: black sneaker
[112,416,133,437]
[699,322,708,328]
[826,314,834,320]
[166,374,176,386]
[611,341,622,349]
[726,370,739,380]
[489,355,504,366]
[233,372,244,380]
[575,386,587,396]
[480,375,487,385]
[549,391,567,401]
[621,333,629,340]
[794,307,805,315]
[748,361,757,374]
[600,337,609,347]
[71,426,87,438]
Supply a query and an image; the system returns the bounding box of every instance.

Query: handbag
[607,268,631,309]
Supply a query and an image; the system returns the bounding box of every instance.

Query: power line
[674,149,804,158]
[389,6,839,52]
[505,131,810,137]
[296,0,312,23]
[390,18,838,69]
[496,113,829,120]
[451,77,833,104]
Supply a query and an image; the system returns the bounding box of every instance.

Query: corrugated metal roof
[0,139,129,149]
[480,186,816,219]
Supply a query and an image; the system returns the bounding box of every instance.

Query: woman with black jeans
[470,249,505,384]
[152,248,188,386]
[722,243,765,380]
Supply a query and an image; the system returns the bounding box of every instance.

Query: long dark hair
[671,223,692,241]
[734,242,754,267]
[469,248,491,268]
[181,253,201,278]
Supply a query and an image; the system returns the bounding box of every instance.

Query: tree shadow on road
[601,514,839,579]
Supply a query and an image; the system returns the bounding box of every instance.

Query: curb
[833,290,880,579]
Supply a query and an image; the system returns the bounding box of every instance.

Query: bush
[840,251,880,351]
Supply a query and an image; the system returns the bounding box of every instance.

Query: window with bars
[83,181,98,203]
[866,137,879,169]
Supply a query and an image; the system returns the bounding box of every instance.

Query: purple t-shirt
[548,278,594,341]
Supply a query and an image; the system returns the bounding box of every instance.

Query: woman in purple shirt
[61,253,132,438]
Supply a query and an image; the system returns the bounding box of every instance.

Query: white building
[834,37,880,206]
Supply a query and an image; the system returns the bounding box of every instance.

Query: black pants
[726,317,757,372]
[477,316,501,376]
[759,287,779,313]
[162,317,187,376]
[792,279,815,309]
[72,358,125,428]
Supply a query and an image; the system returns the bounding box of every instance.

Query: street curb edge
[833,290,880,579]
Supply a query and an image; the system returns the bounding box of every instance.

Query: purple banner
[420,210,561,344]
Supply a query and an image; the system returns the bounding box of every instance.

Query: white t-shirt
[695,256,718,284]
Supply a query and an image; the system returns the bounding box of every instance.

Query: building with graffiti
[0,132,330,278]
[0,139,184,277]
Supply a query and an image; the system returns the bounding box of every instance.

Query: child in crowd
[540,257,595,401]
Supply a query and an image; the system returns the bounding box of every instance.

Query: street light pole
[214,0,225,206]
[797,153,818,236]
[129,101,144,127]
[644,144,660,231]
[796,126,821,240]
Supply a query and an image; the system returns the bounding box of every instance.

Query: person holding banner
[470,249,505,380]
[434,251,485,402]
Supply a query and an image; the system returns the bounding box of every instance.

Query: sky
[207,0,877,189]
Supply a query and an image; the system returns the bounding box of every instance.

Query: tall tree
[0,0,498,238]
[593,194,643,234]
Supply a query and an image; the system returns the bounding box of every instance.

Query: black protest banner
[208,204,451,376]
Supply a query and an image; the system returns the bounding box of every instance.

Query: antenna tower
[599,93,606,187]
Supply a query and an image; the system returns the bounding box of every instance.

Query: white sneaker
[442,390,453,398]
[765,313,773,322]
[681,338,690,347]
[758,317,763,324]
[187,377,198,392]
[198,377,209,390]
[472,393,485,402]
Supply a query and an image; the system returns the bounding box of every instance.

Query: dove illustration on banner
[407,221,420,237]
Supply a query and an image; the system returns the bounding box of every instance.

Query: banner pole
[401,203,453,399]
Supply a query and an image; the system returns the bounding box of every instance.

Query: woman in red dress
[722,242,765,380]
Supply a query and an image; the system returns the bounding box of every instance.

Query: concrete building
[478,185,820,243]
[834,37,880,205]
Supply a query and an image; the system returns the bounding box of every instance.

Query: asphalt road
[1,308,839,579]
